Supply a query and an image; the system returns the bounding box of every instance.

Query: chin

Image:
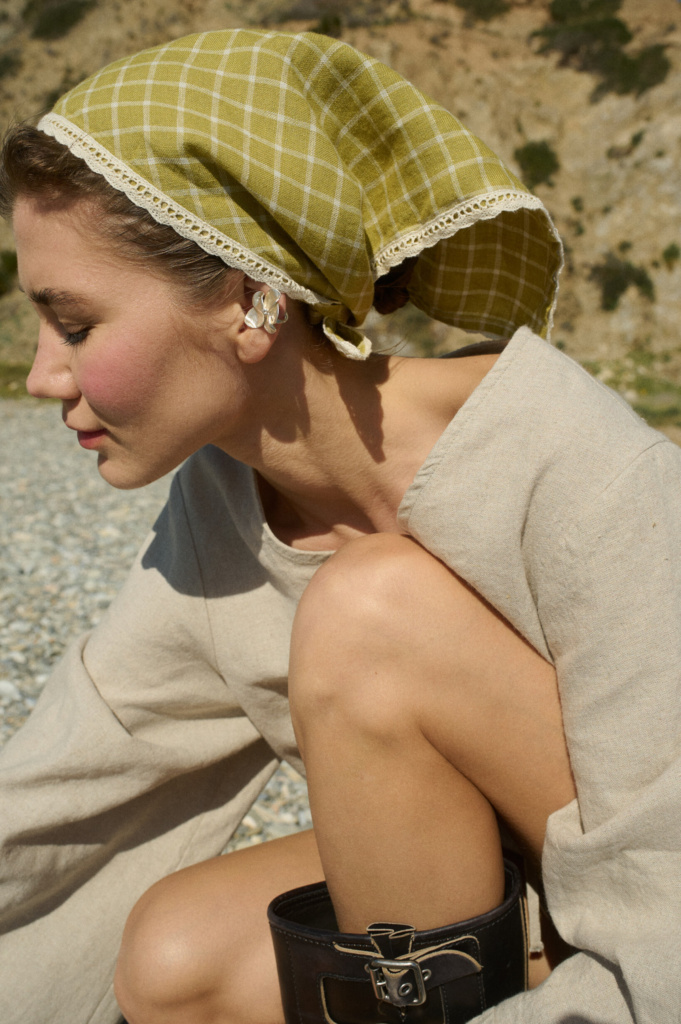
[96,453,167,490]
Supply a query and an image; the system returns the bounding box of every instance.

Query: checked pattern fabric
[39,29,563,357]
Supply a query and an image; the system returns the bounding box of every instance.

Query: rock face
[346,0,681,372]
[0,0,679,404]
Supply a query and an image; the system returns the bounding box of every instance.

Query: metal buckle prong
[366,958,431,1007]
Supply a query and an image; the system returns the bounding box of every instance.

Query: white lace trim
[373,190,552,273]
[37,113,327,307]
[38,114,563,344]
[373,190,564,339]
[542,207,564,340]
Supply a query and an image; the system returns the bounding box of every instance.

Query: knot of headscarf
[39,29,563,360]
[306,303,373,361]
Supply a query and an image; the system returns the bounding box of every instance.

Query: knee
[289,534,464,741]
[114,873,220,1022]
[293,533,441,644]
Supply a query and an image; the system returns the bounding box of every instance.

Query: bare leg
[115,534,575,1022]
[114,828,323,1024]
[289,535,576,938]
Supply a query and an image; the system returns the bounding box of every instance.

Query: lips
[76,428,108,450]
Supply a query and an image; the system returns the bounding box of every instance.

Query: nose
[26,327,81,401]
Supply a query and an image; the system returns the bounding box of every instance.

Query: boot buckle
[366,958,430,1007]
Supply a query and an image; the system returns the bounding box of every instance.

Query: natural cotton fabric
[1,330,679,1023]
[38,29,563,358]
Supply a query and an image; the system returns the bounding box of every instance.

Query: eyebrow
[21,286,92,309]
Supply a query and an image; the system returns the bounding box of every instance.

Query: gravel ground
[0,398,310,851]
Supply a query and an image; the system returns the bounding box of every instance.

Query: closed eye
[61,326,92,346]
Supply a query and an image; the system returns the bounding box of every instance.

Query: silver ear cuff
[244,288,289,334]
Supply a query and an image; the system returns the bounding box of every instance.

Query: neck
[213,315,498,550]
[256,353,406,546]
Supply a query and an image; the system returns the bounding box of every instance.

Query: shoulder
[458,327,676,513]
[148,445,266,585]
[489,327,658,452]
[402,328,681,560]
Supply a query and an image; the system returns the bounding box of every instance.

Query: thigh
[291,534,575,866]
[114,828,324,1024]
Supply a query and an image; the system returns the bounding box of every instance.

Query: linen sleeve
[0,471,278,1024]
[475,439,681,1024]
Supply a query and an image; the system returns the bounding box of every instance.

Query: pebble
[0,398,310,850]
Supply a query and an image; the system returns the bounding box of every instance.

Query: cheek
[77,344,160,420]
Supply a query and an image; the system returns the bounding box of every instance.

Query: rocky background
[0,0,679,434]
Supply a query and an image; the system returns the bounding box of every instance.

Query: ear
[235,278,288,365]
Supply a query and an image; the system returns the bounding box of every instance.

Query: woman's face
[13,195,250,489]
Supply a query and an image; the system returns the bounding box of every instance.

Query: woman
[0,28,679,1024]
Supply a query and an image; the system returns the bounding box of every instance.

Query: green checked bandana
[39,29,563,360]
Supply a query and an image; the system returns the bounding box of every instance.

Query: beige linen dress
[1,327,679,1024]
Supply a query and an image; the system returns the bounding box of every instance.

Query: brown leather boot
[268,858,528,1024]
